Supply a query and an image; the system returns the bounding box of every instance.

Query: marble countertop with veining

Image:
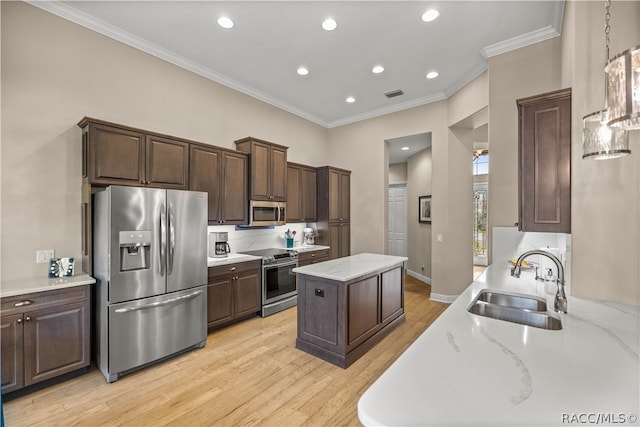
[358,265,640,426]
[293,252,408,282]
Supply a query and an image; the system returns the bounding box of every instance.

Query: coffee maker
[209,232,231,258]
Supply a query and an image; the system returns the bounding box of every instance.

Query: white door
[388,185,407,257]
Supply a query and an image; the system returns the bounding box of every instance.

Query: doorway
[388,184,407,257]
[473,182,488,266]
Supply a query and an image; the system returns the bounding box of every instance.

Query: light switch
[36,249,54,263]
[437,234,443,242]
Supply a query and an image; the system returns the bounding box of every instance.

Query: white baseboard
[429,293,459,304]
[407,270,458,303]
[407,270,431,285]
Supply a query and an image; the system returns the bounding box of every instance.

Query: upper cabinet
[286,162,317,223]
[316,166,351,259]
[190,145,248,225]
[235,137,288,202]
[516,88,571,234]
[79,118,188,189]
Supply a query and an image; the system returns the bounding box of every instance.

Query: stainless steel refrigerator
[93,186,208,382]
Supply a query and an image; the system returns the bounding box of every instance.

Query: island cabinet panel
[207,260,261,329]
[347,276,380,349]
[1,286,91,395]
[300,279,340,348]
[296,258,406,368]
[381,267,404,324]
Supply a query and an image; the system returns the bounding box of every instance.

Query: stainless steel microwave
[249,200,286,226]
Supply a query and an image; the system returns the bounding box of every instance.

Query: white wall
[388,163,407,184]
[567,1,640,304]
[406,149,432,281]
[0,2,328,282]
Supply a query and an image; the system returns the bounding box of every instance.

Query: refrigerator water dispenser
[119,230,151,271]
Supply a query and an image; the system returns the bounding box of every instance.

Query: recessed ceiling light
[426,71,439,79]
[401,146,410,151]
[372,65,385,74]
[421,9,439,22]
[297,67,309,76]
[217,16,234,29]
[346,96,356,103]
[322,18,337,31]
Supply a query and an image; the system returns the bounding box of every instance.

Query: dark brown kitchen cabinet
[517,88,571,234]
[316,167,351,259]
[297,249,330,267]
[296,262,405,368]
[1,286,90,395]
[78,118,188,189]
[287,162,317,223]
[207,260,261,329]
[190,145,248,225]
[235,137,288,202]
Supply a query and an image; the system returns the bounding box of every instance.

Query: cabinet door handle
[14,300,33,307]
[229,267,237,271]
[25,316,31,322]
[16,318,22,324]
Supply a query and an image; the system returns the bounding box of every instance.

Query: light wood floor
[4,276,448,427]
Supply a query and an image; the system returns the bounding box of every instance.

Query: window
[473,150,489,175]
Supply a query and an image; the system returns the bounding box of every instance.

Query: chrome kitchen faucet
[511,250,567,313]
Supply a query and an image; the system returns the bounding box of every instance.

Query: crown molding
[327,92,447,128]
[26,0,330,128]
[482,25,561,59]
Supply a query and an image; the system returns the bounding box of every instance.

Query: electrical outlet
[437,234,443,242]
[420,264,425,271]
[36,249,54,263]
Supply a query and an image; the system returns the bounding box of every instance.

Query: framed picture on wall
[419,195,432,223]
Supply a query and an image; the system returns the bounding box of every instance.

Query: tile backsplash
[492,226,572,294]
[207,223,313,254]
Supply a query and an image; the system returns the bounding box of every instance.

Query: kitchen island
[358,265,640,426]
[293,253,407,368]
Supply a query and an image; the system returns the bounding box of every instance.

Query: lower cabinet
[297,249,330,267]
[328,223,350,260]
[1,286,90,395]
[207,260,261,329]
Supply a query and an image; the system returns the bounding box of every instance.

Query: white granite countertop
[207,253,261,267]
[1,273,96,298]
[358,265,640,426]
[291,245,330,253]
[293,253,408,282]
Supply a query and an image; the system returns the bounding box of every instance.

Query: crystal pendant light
[583,109,630,159]
[605,45,640,130]
[582,0,631,160]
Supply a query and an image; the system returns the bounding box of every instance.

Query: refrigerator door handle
[113,289,204,313]
[159,204,166,277]
[168,204,175,275]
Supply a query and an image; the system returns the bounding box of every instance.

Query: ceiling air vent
[385,89,404,98]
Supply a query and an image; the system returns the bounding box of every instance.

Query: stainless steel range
[239,248,298,317]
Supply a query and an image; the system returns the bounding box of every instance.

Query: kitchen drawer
[208,260,261,279]
[298,249,330,266]
[1,287,89,317]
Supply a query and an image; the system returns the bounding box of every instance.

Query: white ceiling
[32,1,564,128]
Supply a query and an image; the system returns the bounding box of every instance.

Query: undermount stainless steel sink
[475,290,548,311]
[468,290,562,330]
